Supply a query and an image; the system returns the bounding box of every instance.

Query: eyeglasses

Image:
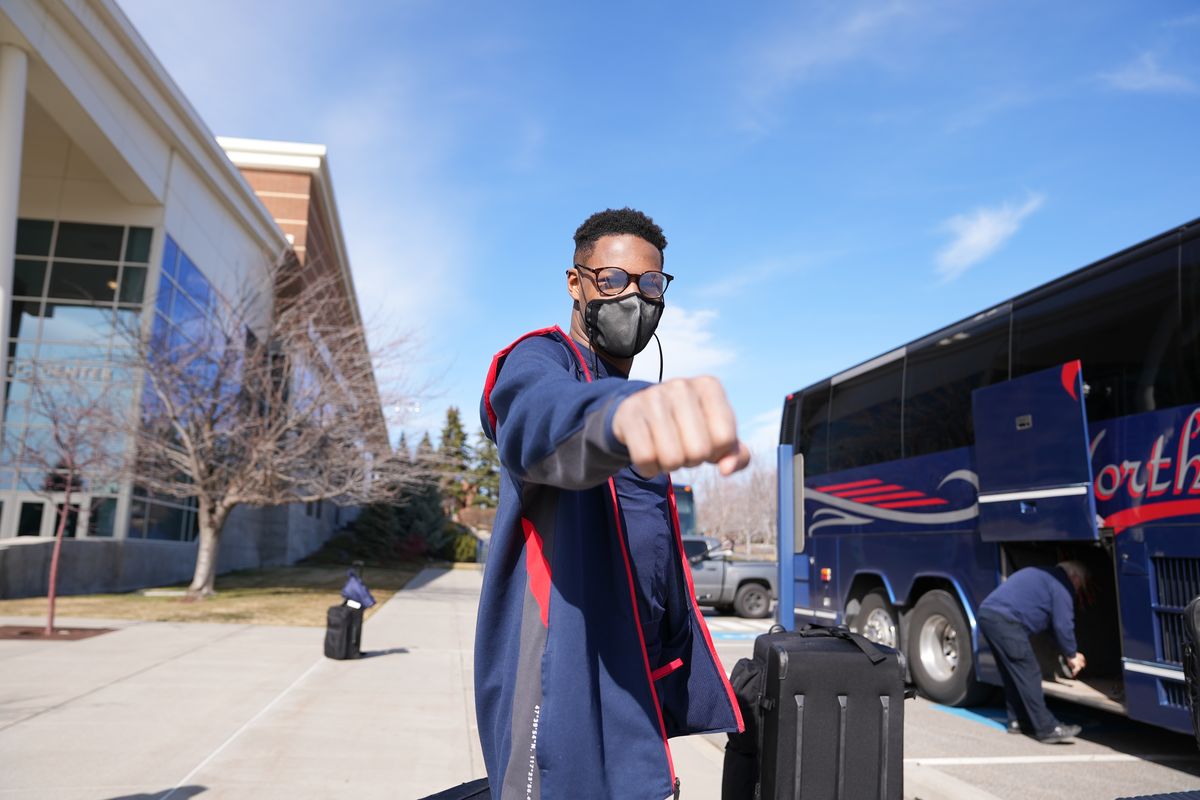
[573,264,674,299]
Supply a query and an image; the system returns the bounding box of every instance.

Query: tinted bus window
[1182,235,1200,406]
[827,361,903,473]
[904,311,1010,458]
[798,385,831,476]
[1013,244,1181,423]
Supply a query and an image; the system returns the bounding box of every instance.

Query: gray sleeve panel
[522,397,630,490]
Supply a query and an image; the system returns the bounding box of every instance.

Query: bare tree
[9,363,128,633]
[117,256,425,598]
[695,461,777,558]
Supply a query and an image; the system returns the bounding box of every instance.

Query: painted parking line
[930,703,1007,731]
[710,632,759,640]
[906,754,1198,766]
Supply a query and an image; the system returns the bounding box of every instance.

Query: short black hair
[573,207,667,263]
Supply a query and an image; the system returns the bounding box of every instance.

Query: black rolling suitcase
[724,625,908,800]
[324,601,363,660]
[1183,595,1200,749]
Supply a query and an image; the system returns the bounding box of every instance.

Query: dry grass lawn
[0,564,421,627]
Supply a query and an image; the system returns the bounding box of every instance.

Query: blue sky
[119,0,1200,463]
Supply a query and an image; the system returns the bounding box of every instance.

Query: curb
[905,764,1005,800]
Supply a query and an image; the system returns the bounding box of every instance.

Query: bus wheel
[908,590,988,706]
[852,590,898,650]
[733,582,771,618]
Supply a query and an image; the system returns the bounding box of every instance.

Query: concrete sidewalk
[0,567,728,799]
[0,567,486,799]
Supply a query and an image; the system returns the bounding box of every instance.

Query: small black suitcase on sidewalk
[324,602,363,660]
[728,626,907,800]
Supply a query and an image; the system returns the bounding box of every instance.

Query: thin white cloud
[745,408,782,459]
[1101,52,1197,94]
[935,194,1044,282]
[628,305,736,383]
[737,1,941,132]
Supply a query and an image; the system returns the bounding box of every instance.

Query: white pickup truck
[682,535,777,618]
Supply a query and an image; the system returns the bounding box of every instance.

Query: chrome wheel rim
[862,607,898,649]
[918,612,959,683]
[742,588,768,616]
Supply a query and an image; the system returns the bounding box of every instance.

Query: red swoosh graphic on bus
[835,484,905,498]
[1105,499,1200,534]
[1061,360,1081,401]
[875,498,949,509]
[817,480,948,507]
[817,479,883,493]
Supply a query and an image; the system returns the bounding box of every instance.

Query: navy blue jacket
[475,327,743,800]
[980,566,1078,657]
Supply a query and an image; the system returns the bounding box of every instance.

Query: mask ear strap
[654,332,663,383]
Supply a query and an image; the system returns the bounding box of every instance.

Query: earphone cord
[654,332,663,383]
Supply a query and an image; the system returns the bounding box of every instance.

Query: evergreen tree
[437,407,471,520]
[472,431,501,509]
[396,430,445,548]
[396,431,412,464]
[416,431,436,464]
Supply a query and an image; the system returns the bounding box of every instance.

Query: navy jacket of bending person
[980,566,1077,657]
[476,327,743,800]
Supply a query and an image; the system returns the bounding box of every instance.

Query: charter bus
[775,217,1200,734]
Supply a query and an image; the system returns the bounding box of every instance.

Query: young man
[475,208,751,800]
[978,561,1089,743]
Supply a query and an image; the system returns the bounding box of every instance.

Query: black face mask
[583,293,664,359]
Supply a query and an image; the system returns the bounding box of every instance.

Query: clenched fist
[612,376,752,477]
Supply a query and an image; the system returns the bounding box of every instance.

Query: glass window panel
[1181,235,1200,406]
[15,219,53,256]
[47,262,118,302]
[162,236,180,278]
[54,222,123,261]
[8,341,37,362]
[170,291,207,341]
[5,398,29,425]
[114,307,141,338]
[119,266,147,304]
[35,343,106,364]
[52,504,80,538]
[14,260,46,297]
[0,471,14,491]
[125,227,153,263]
[40,304,114,342]
[17,424,50,461]
[10,301,40,339]
[0,424,20,464]
[154,281,174,317]
[1013,245,1180,423]
[798,384,831,476]
[176,254,211,310]
[17,501,44,536]
[827,362,904,473]
[145,503,186,541]
[904,311,1010,458]
[182,509,197,542]
[88,498,117,537]
[17,469,52,492]
[5,380,30,405]
[127,500,148,538]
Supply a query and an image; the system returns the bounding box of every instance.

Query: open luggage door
[971,360,1099,543]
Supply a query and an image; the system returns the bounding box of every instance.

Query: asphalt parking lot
[703,612,1200,800]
